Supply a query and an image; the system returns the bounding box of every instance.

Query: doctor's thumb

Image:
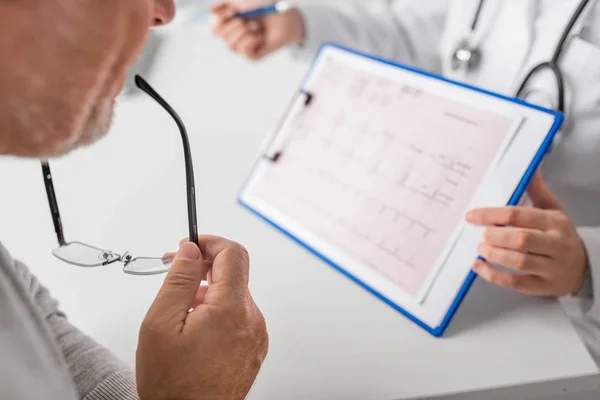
[149,242,206,326]
[527,170,563,211]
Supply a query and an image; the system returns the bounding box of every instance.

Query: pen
[236,1,292,19]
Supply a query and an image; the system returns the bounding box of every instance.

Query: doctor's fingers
[477,244,552,277]
[482,226,557,256]
[235,34,266,60]
[222,20,262,51]
[209,2,235,15]
[472,260,549,295]
[218,18,246,42]
[210,3,238,31]
[467,206,554,231]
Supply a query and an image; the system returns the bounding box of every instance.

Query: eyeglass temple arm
[41,161,66,246]
[134,75,199,247]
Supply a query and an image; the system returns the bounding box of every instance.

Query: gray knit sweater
[0,242,139,400]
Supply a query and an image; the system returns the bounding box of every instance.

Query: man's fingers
[191,285,209,309]
[466,206,553,230]
[482,226,555,256]
[172,244,213,271]
[179,235,250,289]
[201,237,250,287]
[150,242,207,330]
[163,251,177,261]
[527,170,563,211]
[477,243,549,275]
[472,260,547,295]
[180,236,237,259]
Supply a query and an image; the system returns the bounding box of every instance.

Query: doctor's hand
[466,172,588,297]
[136,236,268,400]
[210,2,305,60]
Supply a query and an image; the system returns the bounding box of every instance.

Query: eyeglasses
[41,75,199,275]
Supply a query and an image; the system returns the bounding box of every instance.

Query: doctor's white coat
[292,0,600,365]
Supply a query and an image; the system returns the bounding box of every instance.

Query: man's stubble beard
[79,97,115,147]
[49,96,116,158]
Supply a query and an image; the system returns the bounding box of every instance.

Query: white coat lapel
[442,0,537,94]
[471,0,537,94]
[517,0,591,76]
[515,0,591,111]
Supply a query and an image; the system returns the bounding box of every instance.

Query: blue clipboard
[238,42,564,337]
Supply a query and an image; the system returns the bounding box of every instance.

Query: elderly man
[0,1,268,399]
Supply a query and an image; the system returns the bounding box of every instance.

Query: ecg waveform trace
[252,55,515,297]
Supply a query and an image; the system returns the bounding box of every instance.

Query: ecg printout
[250,55,519,300]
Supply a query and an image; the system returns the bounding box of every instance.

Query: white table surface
[1,26,599,400]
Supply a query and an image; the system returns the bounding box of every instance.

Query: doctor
[212,0,600,365]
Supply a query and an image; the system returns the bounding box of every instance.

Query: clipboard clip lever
[262,90,313,162]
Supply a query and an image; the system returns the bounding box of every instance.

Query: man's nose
[152,0,175,27]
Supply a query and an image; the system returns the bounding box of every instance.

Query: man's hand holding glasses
[137,235,268,400]
[41,76,269,399]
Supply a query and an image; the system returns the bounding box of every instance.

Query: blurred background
[123,0,216,95]
[123,0,284,95]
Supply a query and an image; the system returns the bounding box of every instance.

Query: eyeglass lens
[123,256,173,276]
[52,241,172,275]
[52,242,119,267]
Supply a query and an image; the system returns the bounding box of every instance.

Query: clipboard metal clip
[262,90,313,162]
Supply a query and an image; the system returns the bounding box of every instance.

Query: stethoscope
[451,0,594,114]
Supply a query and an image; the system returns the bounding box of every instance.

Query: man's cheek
[121,3,153,72]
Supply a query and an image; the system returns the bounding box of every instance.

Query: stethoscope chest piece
[451,39,483,71]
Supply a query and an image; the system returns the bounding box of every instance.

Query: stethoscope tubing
[454,0,593,114]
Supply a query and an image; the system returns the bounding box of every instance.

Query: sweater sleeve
[12,259,139,400]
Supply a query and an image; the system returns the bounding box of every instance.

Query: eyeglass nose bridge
[119,251,134,266]
[99,250,122,266]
